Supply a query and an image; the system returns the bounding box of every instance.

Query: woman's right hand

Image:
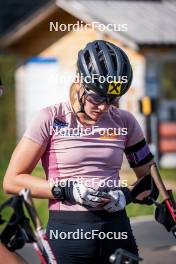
[64,181,109,207]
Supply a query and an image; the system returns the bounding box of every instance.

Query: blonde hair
[69,80,119,109]
[69,82,77,106]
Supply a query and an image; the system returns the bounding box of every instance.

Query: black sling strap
[0,195,35,251]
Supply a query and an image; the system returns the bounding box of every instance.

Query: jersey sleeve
[23,108,52,146]
[122,111,154,168]
[124,111,144,147]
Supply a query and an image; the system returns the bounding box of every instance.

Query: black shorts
[46,210,138,264]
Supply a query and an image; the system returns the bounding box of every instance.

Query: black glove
[130,174,159,205]
[155,201,176,232]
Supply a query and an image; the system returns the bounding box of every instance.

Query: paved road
[131,216,176,264]
[17,216,176,264]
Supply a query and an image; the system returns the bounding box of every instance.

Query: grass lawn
[160,168,176,182]
[0,163,176,228]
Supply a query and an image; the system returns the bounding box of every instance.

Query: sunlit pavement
[131,216,176,264]
[17,216,176,264]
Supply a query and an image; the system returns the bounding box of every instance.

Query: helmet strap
[72,90,97,125]
[76,90,85,113]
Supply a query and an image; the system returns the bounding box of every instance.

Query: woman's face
[78,84,110,122]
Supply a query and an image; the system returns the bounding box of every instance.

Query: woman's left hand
[103,189,126,213]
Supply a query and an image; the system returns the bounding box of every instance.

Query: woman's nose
[98,103,108,111]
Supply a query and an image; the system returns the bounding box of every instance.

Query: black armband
[125,139,154,168]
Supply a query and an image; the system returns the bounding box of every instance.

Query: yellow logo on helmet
[107,81,122,95]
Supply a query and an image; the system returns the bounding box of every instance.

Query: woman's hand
[102,189,126,213]
[64,181,109,207]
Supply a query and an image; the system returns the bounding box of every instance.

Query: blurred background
[0,1,176,262]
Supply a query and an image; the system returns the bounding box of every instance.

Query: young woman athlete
[2,40,159,264]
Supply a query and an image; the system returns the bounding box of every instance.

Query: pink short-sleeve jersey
[24,101,144,211]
